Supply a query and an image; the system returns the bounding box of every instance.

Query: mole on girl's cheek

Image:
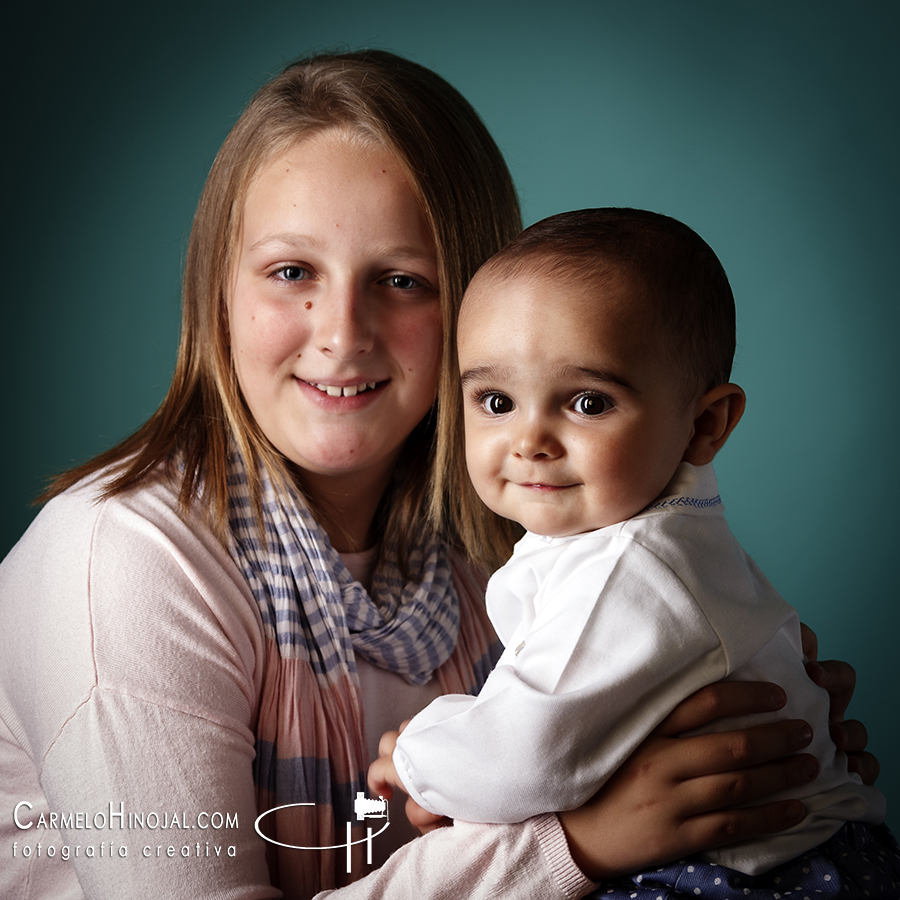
[305,301,313,310]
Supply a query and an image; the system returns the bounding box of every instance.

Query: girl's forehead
[247,127,397,189]
[230,133,437,296]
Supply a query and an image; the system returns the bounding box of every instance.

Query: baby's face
[457,269,697,537]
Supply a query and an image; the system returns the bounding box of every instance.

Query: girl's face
[229,129,441,513]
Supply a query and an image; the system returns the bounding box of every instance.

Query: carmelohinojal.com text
[11,801,239,862]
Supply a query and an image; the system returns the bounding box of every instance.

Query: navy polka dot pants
[589,823,900,899]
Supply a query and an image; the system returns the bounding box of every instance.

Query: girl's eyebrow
[247,234,436,268]
[248,233,323,252]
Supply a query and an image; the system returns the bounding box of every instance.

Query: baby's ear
[683,384,746,466]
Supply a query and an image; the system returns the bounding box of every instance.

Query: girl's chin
[282,444,402,485]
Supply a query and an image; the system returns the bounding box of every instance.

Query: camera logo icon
[255,792,390,872]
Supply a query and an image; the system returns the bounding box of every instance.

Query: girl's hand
[801,623,879,785]
[558,680,817,882]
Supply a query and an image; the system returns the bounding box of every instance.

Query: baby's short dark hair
[478,208,736,396]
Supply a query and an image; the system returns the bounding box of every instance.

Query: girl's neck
[293,465,393,554]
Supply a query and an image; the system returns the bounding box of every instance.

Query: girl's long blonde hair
[45,50,522,572]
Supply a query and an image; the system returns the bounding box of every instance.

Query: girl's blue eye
[574,394,610,416]
[276,265,309,281]
[482,393,515,415]
[383,274,421,290]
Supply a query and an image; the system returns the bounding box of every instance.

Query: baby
[368,209,891,883]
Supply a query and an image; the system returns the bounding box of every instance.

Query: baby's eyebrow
[564,365,637,393]
[459,364,511,387]
[460,363,638,393]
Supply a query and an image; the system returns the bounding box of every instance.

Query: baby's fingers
[377,729,401,757]
[404,796,450,834]
[366,758,395,800]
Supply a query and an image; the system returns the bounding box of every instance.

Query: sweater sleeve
[314,815,594,900]
[0,477,277,900]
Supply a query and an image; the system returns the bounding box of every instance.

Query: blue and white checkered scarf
[225,446,471,891]
[226,449,460,684]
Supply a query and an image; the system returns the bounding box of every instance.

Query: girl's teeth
[315,382,375,397]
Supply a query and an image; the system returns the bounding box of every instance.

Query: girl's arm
[0,483,276,900]
[323,674,862,900]
[560,645,875,882]
[315,815,595,900]
[339,621,875,898]
[559,680,814,880]
[317,640,871,897]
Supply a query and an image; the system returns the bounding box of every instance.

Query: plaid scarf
[226,449,499,894]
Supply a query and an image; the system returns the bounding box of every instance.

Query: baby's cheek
[465,443,495,499]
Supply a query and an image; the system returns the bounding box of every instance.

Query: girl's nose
[315,281,375,360]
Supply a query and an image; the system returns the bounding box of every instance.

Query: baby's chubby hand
[366,722,451,834]
[367,729,403,800]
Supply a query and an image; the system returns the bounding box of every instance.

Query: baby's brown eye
[483,393,514,415]
[574,394,609,416]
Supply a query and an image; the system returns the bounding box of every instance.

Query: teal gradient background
[3,1,898,818]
